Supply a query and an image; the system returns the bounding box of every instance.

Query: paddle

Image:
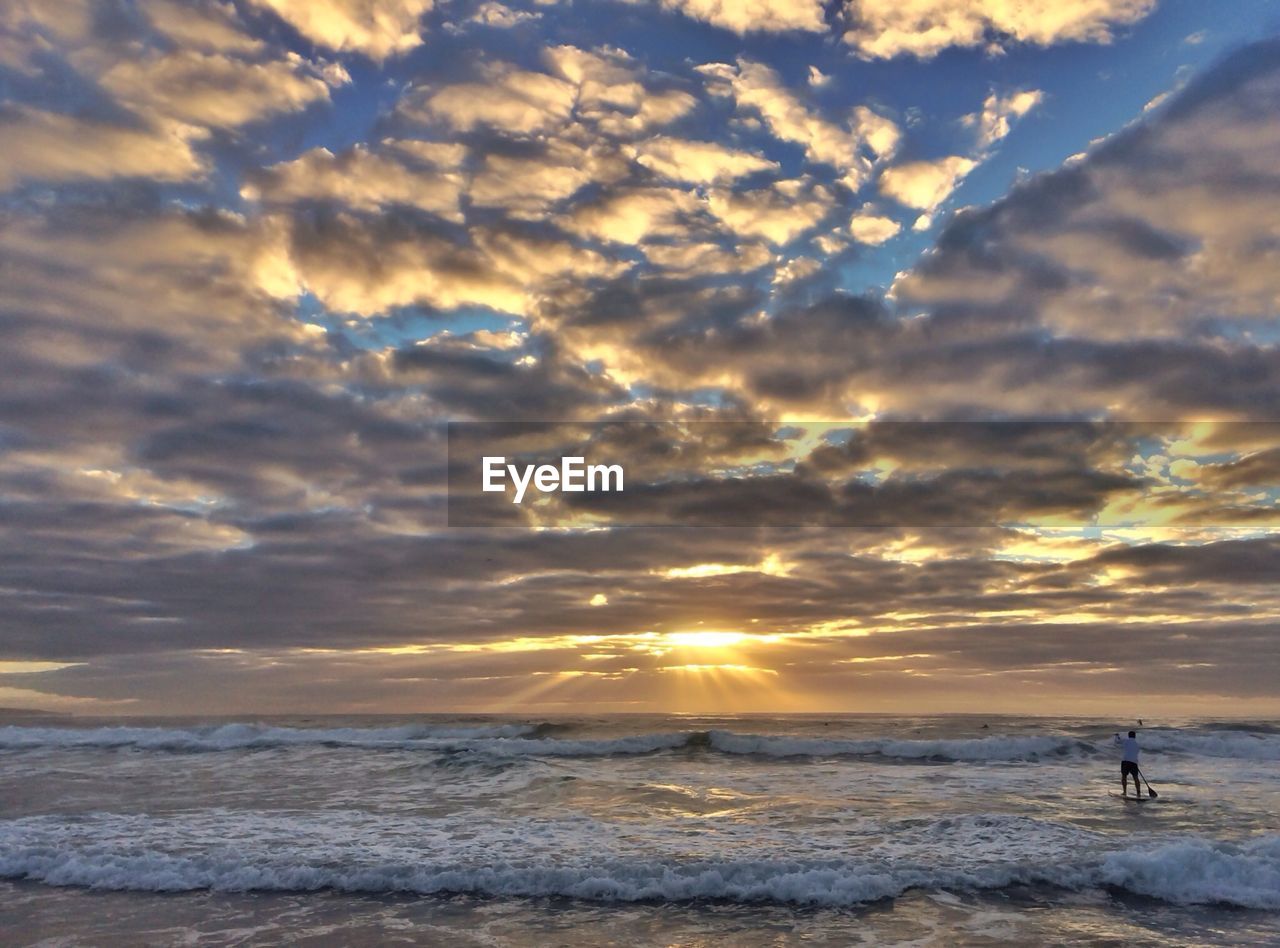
[1136,766,1159,799]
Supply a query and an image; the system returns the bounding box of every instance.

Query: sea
[1,713,1278,946]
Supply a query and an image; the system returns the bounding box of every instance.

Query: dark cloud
[1,14,1278,713]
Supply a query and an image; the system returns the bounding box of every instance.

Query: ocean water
[1,713,1278,946]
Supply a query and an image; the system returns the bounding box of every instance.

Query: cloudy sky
[2,0,1279,716]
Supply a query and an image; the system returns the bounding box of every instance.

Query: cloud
[647,0,826,35]
[142,0,265,54]
[470,140,629,217]
[842,0,1157,60]
[538,37,1280,421]
[4,5,1280,716]
[247,0,433,60]
[543,45,645,109]
[0,0,95,73]
[642,241,774,275]
[0,203,299,327]
[0,105,207,190]
[967,88,1045,148]
[402,47,695,143]
[467,1,541,27]
[849,205,901,244]
[565,187,700,245]
[1,1,346,188]
[282,218,486,314]
[631,137,779,184]
[878,155,977,215]
[894,38,1280,341]
[594,88,699,137]
[711,60,900,184]
[716,59,851,167]
[772,256,821,284]
[386,140,468,168]
[543,45,699,137]
[392,334,626,419]
[99,50,343,129]
[403,63,576,135]
[243,142,466,220]
[283,211,626,315]
[706,179,834,245]
[292,217,530,315]
[851,106,904,168]
[384,43,1280,426]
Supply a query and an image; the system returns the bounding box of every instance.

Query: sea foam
[0,722,541,751]
[3,723,1278,762]
[2,832,1276,910]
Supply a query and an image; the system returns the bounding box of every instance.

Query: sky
[1,0,1279,716]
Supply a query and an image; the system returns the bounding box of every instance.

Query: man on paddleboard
[1114,730,1141,797]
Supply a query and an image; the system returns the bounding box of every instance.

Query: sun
[661,630,748,649]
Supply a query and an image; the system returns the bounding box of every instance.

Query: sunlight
[661,630,748,649]
[660,552,791,578]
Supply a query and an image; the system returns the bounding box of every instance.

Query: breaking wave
[0,722,544,751]
[1136,729,1280,761]
[2,834,1276,910]
[2,723,1277,762]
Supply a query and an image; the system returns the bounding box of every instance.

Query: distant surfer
[1114,730,1141,797]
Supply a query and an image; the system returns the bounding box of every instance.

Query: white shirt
[1115,734,1139,763]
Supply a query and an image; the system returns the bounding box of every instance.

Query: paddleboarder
[1114,730,1142,798]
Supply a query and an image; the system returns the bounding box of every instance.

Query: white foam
[1099,836,1280,909]
[2,829,1275,909]
[4,723,1278,763]
[0,722,541,751]
[1137,730,1280,761]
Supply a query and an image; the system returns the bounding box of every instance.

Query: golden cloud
[143,0,265,54]
[565,187,700,245]
[650,0,825,34]
[642,240,775,275]
[470,141,629,217]
[245,142,466,220]
[0,106,207,189]
[849,206,902,244]
[878,155,977,213]
[248,0,433,60]
[100,50,341,129]
[714,59,900,187]
[632,136,779,184]
[706,179,834,245]
[408,63,576,135]
[968,88,1045,149]
[844,0,1156,60]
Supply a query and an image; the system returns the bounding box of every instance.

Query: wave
[2,835,1276,910]
[1136,730,1280,761]
[1202,721,1280,735]
[705,731,1093,762]
[3,723,1278,762]
[435,732,696,757]
[0,723,694,758]
[0,725,1087,760]
[0,722,543,751]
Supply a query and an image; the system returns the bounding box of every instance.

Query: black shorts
[1121,760,1140,778]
